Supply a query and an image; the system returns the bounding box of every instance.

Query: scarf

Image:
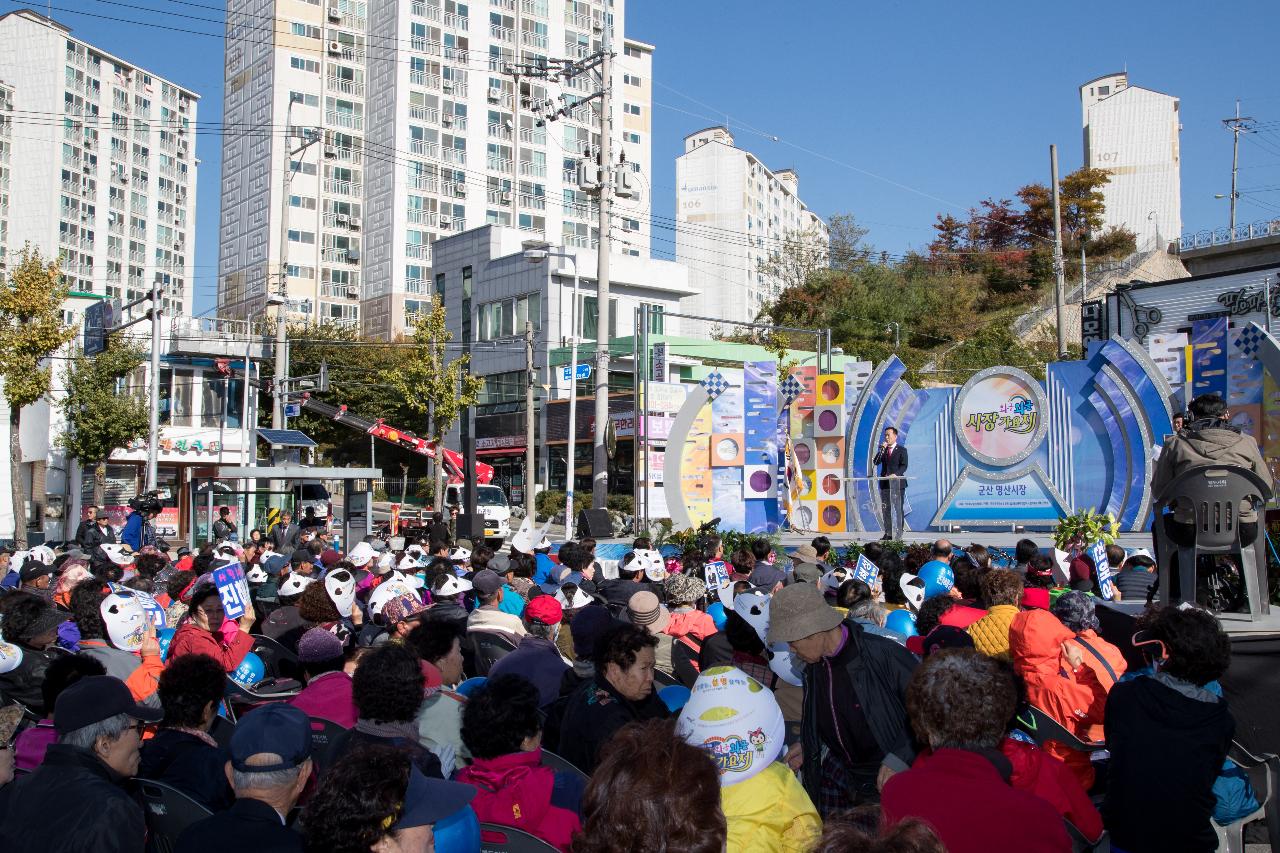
[354,718,422,741]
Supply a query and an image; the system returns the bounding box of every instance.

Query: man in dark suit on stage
[873,426,908,540]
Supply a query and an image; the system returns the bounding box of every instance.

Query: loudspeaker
[455,514,488,541]
[577,508,613,538]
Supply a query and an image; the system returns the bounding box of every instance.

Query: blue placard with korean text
[212,562,252,620]
[852,554,879,587]
[1089,540,1115,600]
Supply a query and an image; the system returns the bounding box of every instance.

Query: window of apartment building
[478,292,540,340]
[581,295,617,340]
[477,370,524,405]
[625,132,641,144]
[290,56,321,73]
[289,91,320,107]
[623,74,642,86]
[286,264,315,278]
[435,272,447,302]
[621,217,640,232]
[623,103,641,116]
[289,195,316,209]
[289,160,317,175]
[288,229,315,244]
[291,22,322,38]
[624,45,643,58]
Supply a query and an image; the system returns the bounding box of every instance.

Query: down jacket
[721,761,821,853]
[966,604,1020,659]
[454,749,583,852]
[1009,610,1108,791]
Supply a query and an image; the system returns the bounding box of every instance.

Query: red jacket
[168,621,254,672]
[882,748,1071,853]
[938,604,986,629]
[1001,737,1103,841]
[1008,610,1108,791]
[455,749,581,852]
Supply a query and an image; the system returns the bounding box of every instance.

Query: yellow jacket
[721,761,822,853]
[966,604,1020,660]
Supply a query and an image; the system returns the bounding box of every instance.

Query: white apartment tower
[219,0,653,341]
[675,126,826,338]
[0,10,199,314]
[1081,72,1181,249]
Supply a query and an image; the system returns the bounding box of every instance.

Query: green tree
[0,247,77,546]
[387,303,484,507]
[57,341,149,507]
[1018,166,1113,245]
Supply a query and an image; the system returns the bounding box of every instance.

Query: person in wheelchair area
[1151,392,1272,605]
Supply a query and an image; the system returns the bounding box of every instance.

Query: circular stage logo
[953,367,1048,467]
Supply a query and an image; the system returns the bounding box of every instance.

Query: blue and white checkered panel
[701,370,730,400]
[780,374,803,403]
[1235,324,1265,358]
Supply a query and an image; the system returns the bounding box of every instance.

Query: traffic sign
[284,402,302,418]
[561,363,592,382]
[83,298,120,356]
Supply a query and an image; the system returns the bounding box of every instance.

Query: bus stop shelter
[189,464,381,550]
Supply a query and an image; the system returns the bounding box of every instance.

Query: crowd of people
[0,499,1255,853]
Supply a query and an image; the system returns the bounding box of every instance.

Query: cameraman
[122,493,162,551]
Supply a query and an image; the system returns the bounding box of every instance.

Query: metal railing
[1179,219,1280,251]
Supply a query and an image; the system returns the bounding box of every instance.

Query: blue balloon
[885,609,919,638]
[455,676,487,698]
[707,601,728,631]
[658,684,691,713]
[231,651,265,687]
[157,628,176,662]
[917,560,955,600]
[433,804,480,853]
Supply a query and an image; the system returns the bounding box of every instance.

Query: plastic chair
[478,822,559,852]
[207,714,235,749]
[308,716,349,774]
[652,667,678,689]
[137,777,213,853]
[1213,740,1280,853]
[1014,704,1105,753]
[1152,464,1273,618]
[539,748,589,784]
[1065,819,1109,853]
[467,629,517,676]
[222,676,302,722]
[250,633,304,681]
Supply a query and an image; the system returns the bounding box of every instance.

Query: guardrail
[1179,219,1280,251]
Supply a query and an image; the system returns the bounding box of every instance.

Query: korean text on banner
[852,554,880,587]
[1088,541,1115,600]
[212,561,252,619]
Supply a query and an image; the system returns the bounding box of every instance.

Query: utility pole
[145,281,162,491]
[1223,101,1254,233]
[1050,144,1068,359]
[503,19,617,509]
[524,319,535,521]
[591,23,614,510]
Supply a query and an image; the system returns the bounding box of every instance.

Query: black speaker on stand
[577,508,613,538]
[455,514,488,543]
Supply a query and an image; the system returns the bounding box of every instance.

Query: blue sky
[34,0,1280,315]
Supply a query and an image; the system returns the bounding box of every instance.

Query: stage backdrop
[664,332,1211,534]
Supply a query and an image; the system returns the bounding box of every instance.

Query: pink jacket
[289,671,357,728]
[168,621,254,673]
[455,749,581,852]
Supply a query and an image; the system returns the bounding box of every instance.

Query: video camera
[127,492,163,515]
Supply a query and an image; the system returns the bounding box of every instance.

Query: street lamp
[523,240,580,533]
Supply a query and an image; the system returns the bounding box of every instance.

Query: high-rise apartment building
[219,0,653,340]
[1081,72,1181,249]
[0,10,199,314]
[675,126,826,338]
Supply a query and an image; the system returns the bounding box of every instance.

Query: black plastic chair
[652,667,678,689]
[308,716,349,774]
[222,676,302,722]
[207,714,235,749]
[479,822,559,852]
[539,748,589,784]
[137,777,213,853]
[1014,703,1105,753]
[1153,464,1273,618]
[467,629,517,676]
[250,633,304,681]
[1065,819,1109,853]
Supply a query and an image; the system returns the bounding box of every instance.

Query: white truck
[443,483,512,540]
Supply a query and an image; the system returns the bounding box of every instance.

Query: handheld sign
[704,560,733,609]
[1089,541,1115,600]
[212,561,252,620]
[852,554,880,587]
[134,590,167,628]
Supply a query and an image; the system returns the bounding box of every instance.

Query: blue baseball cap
[917,560,955,599]
[394,766,476,829]
[229,703,312,772]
